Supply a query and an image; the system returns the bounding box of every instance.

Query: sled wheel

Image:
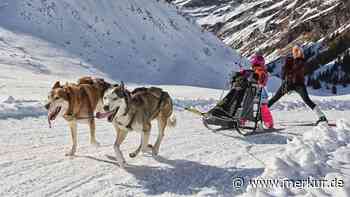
[235,122,257,136]
[235,127,256,136]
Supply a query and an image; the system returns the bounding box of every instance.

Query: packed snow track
[1,107,350,196]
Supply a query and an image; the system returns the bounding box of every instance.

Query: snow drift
[0,0,242,88]
[241,120,350,196]
[0,96,46,119]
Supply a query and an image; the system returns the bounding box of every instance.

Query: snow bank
[0,96,46,119]
[241,120,350,196]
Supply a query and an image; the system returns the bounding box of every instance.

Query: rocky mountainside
[171,0,350,91]
[171,0,349,56]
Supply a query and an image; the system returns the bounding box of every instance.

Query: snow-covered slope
[1,44,350,196]
[1,1,350,197]
[0,0,242,88]
[0,26,109,100]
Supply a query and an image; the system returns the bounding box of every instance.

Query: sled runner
[279,122,336,127]
[186,70,268,136]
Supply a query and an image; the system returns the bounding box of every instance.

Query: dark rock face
[171,0,350,57]
[181,0,232,8]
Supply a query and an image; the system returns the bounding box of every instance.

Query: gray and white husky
[98,82,176,167]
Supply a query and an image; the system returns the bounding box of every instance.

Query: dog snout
[45,103,50,110]
[103,105,110,112]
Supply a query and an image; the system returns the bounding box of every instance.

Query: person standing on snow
[268,46,328,125]
[250,52,274,129]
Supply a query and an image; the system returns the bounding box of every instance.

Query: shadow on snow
[122,156,264,196]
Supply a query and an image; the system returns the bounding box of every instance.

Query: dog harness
[123,90,166,130]
[63,86,95,121]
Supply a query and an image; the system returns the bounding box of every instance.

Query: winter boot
[313,105,328,125]
[261,104,274,129]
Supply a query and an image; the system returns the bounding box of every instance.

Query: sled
[185,70,268,136]
[186,106,279,136]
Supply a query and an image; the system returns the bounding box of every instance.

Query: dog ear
[102,79,112,88]
[52,81,61,89]
[62,86,72,100]
[105,82,112,89]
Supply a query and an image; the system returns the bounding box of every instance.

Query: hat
[250,54,265,67]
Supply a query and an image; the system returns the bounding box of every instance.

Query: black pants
[268,82,316,109]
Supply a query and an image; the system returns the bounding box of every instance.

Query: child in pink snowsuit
[250,53,274,129]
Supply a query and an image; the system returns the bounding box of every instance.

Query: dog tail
[167,113,177,128]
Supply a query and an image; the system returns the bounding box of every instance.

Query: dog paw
[65,151,75,157]
[91,141,101,147]
[129,152,137,158]
[152,150,159,157]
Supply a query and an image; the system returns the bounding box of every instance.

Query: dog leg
[153,117,166,156]
[129,138,142,158]
[141,123,151,153]
[66,121,78,156]
[89,118,100,147]
[129,123,153,157]
[141,122,151,153]
[114,128,127,168]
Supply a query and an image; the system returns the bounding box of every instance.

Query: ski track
[1,109,346,196]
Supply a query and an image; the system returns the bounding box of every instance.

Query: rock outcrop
[171,0,350,57]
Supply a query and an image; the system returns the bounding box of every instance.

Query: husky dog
[98,82,176,167]
[45,77,111,156]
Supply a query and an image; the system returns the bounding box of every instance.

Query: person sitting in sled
[268,46,328,125]
[249,52,274,129]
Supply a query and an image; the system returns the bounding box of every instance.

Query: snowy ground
[0,47,350,196]
[1,42,350,196]
[1,1,350,196]
[0,83,350,196]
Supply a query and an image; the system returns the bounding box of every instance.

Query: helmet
[250,54,265,68]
